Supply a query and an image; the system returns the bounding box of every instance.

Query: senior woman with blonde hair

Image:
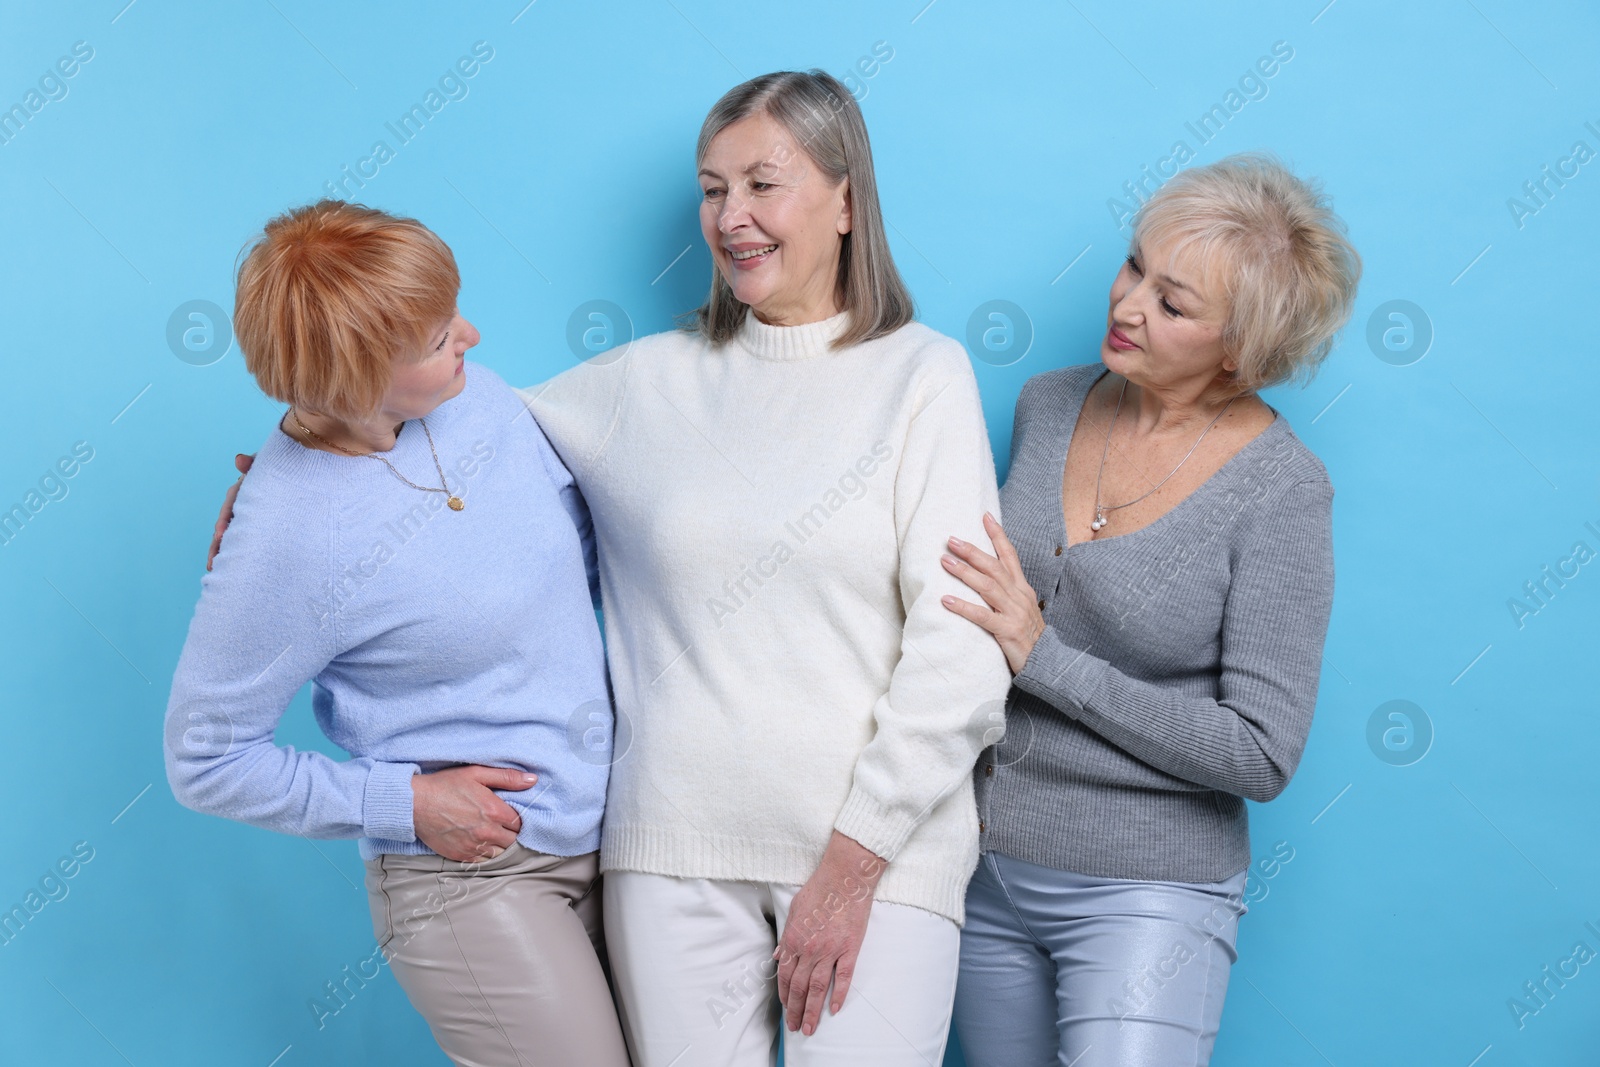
[168,201,629,1066]
[524,69,1012,1065]
[940,153,1360,1066]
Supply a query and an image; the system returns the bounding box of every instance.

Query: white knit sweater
[521,311,1012,922]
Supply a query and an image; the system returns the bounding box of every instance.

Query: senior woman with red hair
[166,201,629,1066]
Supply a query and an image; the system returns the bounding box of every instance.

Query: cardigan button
[1038,599,1046,610]
[979,820,986,832]
[985,764,993,777]
[1055,545,1062,556]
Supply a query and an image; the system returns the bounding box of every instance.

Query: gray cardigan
[974,363,1335,882]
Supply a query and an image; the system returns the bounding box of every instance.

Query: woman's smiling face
[698,111,853,327]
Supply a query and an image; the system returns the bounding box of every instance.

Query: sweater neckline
[735,309,852,361]
[1055,365,1285,552]
[260,365,474,485]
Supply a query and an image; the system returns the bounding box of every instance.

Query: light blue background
[2,1,1597,1064]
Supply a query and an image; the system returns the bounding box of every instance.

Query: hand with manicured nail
[940,512,1045,676]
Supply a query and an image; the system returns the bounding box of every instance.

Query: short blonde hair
[692,70,914,349]
[1133,153,1361,392]
[234,200,459,418]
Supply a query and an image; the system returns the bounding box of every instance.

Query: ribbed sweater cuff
[833,787,914,863]
[362,761,420,842]
[1015,629,1107,715]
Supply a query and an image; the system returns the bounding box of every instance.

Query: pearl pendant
[448,496,465,511]
[1091,509,1106,532]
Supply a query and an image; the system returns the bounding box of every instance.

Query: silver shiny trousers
[954,850,1248,1067]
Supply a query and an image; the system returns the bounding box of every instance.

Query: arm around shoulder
[515,332,641,481]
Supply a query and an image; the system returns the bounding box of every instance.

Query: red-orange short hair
[234,200,459,419]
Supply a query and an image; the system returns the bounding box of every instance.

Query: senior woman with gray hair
[940,154,1360,1067]
[526,70,1011,1065]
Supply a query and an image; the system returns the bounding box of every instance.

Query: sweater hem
[360,826,603,862]
[600,824,975,924]
[980,833,1251,885]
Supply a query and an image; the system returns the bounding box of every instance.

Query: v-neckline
[1055,368,1281,552]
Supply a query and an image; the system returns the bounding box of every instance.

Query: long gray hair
[690,70,914,349]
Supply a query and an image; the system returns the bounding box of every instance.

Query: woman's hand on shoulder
[206,453,255,571]
[940,512,1044,675]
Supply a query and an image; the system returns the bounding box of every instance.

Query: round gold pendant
[447,496,465,511]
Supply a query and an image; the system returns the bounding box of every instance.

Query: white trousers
[604,870,960,1067]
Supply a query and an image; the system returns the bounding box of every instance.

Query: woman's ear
[1219,345,1241,375]
[837,180,853,236]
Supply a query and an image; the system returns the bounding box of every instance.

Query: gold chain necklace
[291,409,464,511]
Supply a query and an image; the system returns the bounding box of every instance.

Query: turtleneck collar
[734,308,852,362]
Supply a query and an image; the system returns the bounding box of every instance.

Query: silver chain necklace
[1090,378,1235,533]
